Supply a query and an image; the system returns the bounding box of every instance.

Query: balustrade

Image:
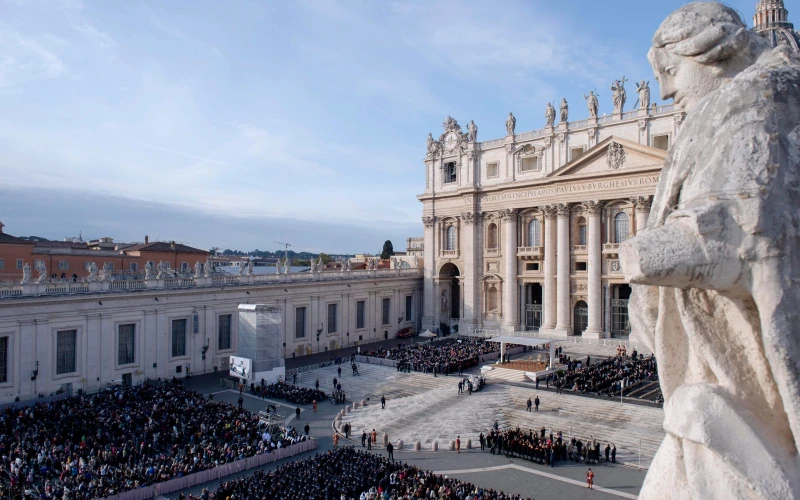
[516,246,544,260]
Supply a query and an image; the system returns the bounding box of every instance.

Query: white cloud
[0,26,67,89]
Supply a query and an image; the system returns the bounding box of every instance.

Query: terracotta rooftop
[123,241,207,254]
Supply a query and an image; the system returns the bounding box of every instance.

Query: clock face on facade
[444,132,458,151]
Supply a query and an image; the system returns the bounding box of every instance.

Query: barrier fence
[101,439,318,500]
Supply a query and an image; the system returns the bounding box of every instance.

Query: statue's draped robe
[620,47,800,499]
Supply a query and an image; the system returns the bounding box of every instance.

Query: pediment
[548,136,667,178]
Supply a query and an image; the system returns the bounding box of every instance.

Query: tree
[319,253,332,265]
[380,240,394,259]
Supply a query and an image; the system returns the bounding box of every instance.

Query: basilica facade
[419,93,684,338]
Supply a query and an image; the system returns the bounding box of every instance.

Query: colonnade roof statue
[619,3,800,498]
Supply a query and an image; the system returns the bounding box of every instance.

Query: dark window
[118,324,135,365]
[382,298,390,325]
[295,307,307,339]
[444,162,457,183]
[356,301,365,329]
[218,314,232,350]
[327,304,338,334]
[575,262,588,272]
[171,319,187,357]
[56,330,77,375]
[405,296,413,322]
[0,337,7,383]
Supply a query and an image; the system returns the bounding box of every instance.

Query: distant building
[406,237,424,257]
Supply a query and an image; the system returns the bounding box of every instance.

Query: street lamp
[202,338,210,374]
[316,324,323,353]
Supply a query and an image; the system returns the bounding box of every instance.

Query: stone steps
[482,367,531,384]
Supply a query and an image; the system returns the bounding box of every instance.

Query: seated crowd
[0,381,309,499]
[545,349,659,399]
[250,380,327,405]
[484,426,616,466]
[361,338,510,375]
[191,446,531,500]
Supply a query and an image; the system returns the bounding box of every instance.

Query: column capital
[501,208,519,222]
[422,216,436,227]
[582,200,602,215]
[542,205,558,218]
[461,212,483,225]
[555,203,571,218]
[631,195,652,212]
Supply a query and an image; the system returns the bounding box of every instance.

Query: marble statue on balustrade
[505,112,516,135]
[275,260,281,274]
[310,259,316,273]
[283,258,291,274]
[145,261,154,280]
[318,257,325,271]
[247,260,254,275]
[610,77,627,114]
[544,103,555,127]
[559,98,568,123]
[636,80,651,109]
[21,263,31,285]
[583,91,599,118]
[100,262,112,282]
[237,261,245,276]
[193,261,202,278]
[156,261,167,279]
[619,3,800,499]
[467,120,478,143]
[204,259,213,277]
[36,262,47,284]
[87,262,98,281]
[345,260,351,272]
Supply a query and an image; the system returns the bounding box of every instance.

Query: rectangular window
[525,262,540,272]
[171,319,187,357]
[570,147,586,161]
[58,260,69,270]
[382,298,390,325]
[405,295,413,322]
[444,162,457,183]
[486,162,499,178]
[218,314,232,350]
[16,259,23,270]
[0,259,4,270]
[56,330,77,375]
[34,259,44,270]
[0,337,7,383]
[327,304,338,334]
[575,262,588,272]
[521,157,539,172]
[653,134,670,151]
[356,301,366,329]
[118,324,135,365]
[181,262,189,273]
[295,307,307,339]
[129,262,139,272]
[579,225,587,246]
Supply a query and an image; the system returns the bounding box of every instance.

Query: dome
[753,0,800,53]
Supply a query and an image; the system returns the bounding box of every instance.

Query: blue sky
[0,0,766,253]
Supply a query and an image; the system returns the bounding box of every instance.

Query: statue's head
[649,2,766,111]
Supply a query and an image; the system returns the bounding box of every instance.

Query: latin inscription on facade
[464,175,660,204]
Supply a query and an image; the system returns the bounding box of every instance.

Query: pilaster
[501,209,519,331]
[421,216,436,332]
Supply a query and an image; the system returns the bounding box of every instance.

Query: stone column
[501,209,519,331]
[583,201,604,338]
[633,196,651,235]
[540,206,557,332]
[421,216,436,332]
[460,212,477,332]
[604,282,612,337]
[553,203,571,336]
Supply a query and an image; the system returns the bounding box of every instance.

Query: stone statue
[559,98,568,123]
[505,112,516,135]
[636,80,650,109]
[318,256,325,271]
[467,120,478,143]
[100,262,112,282]
[204,259,213,277]
[36,262,47,284]
[610,77,627,114]
[440,290,448,316]
[247,260,253,276]
[544,103,555,127]
[193,261,202,278]
[345,260,351,272]
[237,261,246,276]
[583,91,599,118]
[145,261,154,280]
[309,258,316,273]
[283,258,291,274]
[619,4,800,498]
[275,260,281,274]
[88,262,98,281]
[156,261,167,279]
[21,263,31,285]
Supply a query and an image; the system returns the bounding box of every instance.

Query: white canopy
[419,330,437,338]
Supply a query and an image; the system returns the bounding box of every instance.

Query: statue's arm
[620,203,745,291]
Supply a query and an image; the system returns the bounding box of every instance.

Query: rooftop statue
[583,91,599,118]
[544,103,555,128]
[619,3,800,498]
[505,112,516,135]
[559,98,568,123]
[610,77,627,114]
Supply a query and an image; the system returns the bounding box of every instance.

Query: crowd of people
[190,447,532,500]
[0,381,309,499]
[538,349,659,400]
[361,338,511,376]
[483,426,616,466]
[249,380,327,405]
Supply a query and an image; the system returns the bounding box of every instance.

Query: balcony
[517,246,544,260]
[485,248,501,257]
[440,249,459,259]
[571,245,588,256]
[603,243,621,258]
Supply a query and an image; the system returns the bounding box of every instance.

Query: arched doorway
[438,264,461,333]
[524,283,543,330]
[573,300,588,335]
